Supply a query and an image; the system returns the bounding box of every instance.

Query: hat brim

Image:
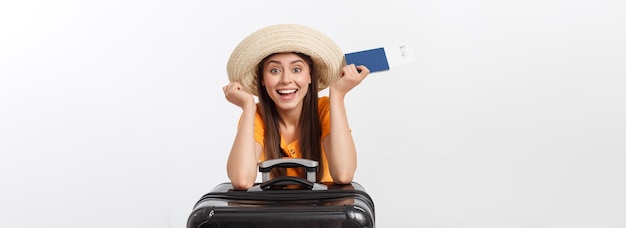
[227,24,345,96]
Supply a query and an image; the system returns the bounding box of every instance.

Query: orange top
[254,96,332,182]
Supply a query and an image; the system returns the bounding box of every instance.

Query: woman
[222,24,369,190]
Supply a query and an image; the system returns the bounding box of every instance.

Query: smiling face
[260,52,312,112]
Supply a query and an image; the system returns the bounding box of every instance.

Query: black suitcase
[187,158,375,228]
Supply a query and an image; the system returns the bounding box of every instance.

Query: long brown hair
[255,52,323,181]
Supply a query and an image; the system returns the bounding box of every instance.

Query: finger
[340,65,349,76]
[343,64,358,76]
[229,84,236,93]
[349,64,359,73]
[356,65,370,74]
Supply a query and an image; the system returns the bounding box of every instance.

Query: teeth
[277,89,297,94]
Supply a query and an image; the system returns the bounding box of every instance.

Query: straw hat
[226,24,345,96]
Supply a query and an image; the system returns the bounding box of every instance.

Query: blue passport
[344,47,390,73]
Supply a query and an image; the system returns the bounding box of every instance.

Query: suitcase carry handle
[248,158,328,192]
[247,176,328,192]
[258,158,318,183]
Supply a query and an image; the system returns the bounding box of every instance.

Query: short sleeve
[318,96,331,139]
[253,110,265,148]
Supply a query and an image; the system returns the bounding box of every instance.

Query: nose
[279,71,293,84]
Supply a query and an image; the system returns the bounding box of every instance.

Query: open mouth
[277,89,297,96]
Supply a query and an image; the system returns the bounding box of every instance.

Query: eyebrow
[267,59,305,65]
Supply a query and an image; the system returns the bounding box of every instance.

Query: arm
[325,64,370,184]
[223,82,263,190]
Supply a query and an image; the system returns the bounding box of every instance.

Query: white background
[1,0,625,227]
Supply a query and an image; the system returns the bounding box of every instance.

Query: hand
[223,82,255,109]
[330,64,370,96]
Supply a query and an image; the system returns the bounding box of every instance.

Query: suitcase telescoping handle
[259,158,318,182]
[248,158,328,192]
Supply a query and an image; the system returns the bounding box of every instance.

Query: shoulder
[318,96,329,114]
[318,96,329,107]
[318,96,329,105]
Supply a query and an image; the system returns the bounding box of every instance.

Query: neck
[277,107,301,129]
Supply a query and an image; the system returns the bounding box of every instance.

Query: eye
[293,67,302,73]
[270,68,281,74]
